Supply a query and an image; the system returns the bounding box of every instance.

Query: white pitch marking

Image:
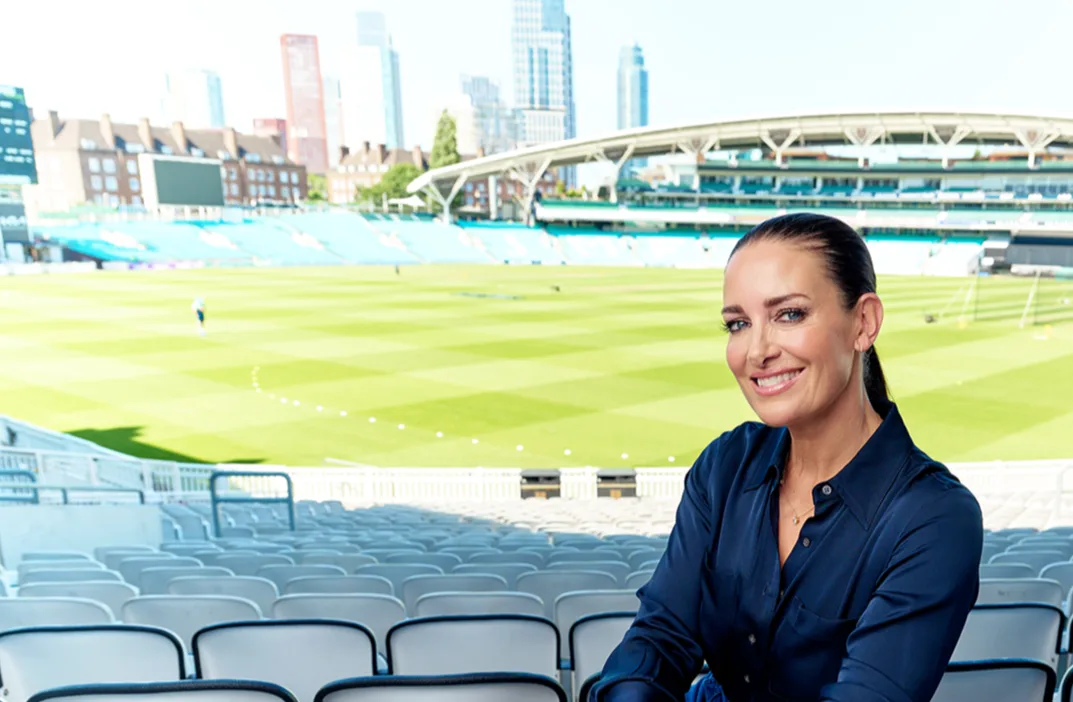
[621,453,629,459]
[293,400,300,406]
[564,449,571,456]
[668,456,676,462]
[398,424,406,430]
[256,388,262,393]
[340,411,348,417]
[317,406,323,412]
[369,417,377,423]
[436,431,443,438]
[516,445,524,451]
[280,398,288,404]
[472,438,479,444]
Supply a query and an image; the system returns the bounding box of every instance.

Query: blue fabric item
[591,402,983,702]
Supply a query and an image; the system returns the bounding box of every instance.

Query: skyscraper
[340,12,405,150]
[617,44,649,131]
[617,43,649,173]
[322,74,344,167]
[511,0,576,183]
[163,69,225,129]
[280,34,329,174]
[451,76,516,156]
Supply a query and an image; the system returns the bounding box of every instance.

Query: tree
[354,162,423,204]
[430,110,461,169]
[306,173,327,202]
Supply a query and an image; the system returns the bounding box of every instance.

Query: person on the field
[591,213,982,702]
[192,297,206,336]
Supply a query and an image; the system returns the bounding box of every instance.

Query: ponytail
[863,346,890,411]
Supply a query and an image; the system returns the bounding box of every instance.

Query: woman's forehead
[724,240,830,299]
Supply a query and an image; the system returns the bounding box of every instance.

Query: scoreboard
[0,85,37,186]
[137,154,225,208]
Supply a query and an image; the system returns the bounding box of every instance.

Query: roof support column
[509,156,553,226]
[927,125,972,168]
[423,174,468,224]
[844,126,885,167]
[605,145,635,204]
[760,129,801,166]
[1014,129,1060,168]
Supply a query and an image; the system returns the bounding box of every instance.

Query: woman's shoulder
[891,446,984,539]
[691,420,786,486]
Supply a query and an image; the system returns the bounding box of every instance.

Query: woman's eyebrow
[721,293,810,316]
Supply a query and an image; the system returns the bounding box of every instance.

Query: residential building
[326,142,425,204]
[281,34,329,174]
[617,43,649,172]
[27,111,307,212]
[163,69,225,129]
[253,118,287,153]
[511,0,576,182]
[340,12,405,151]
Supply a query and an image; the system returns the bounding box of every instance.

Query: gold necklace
[780,478,816,526]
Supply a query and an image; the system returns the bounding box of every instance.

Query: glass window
[132,195,142,205]
[258,184,266,196]
[103,159,116,174]
[160,145,173,155]
[126,160,138,175]
[282,186,290,198]
[267,170,275,183]
[229,168,237,179]
[88,157,101,173]
[268,185,276,197]
[129,177,140,192]
[292,172,299,184]
[191,147,205,158]
[105,176,118,192]
[230,183,239,196]
[248,184,257,197]
[90,174,103,190]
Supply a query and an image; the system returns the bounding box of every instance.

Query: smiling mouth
[751,369,802,395]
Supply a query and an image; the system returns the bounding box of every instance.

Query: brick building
[28,112,306,211]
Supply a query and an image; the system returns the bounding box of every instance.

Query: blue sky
[4,0,1072,153]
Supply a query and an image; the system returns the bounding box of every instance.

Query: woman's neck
[785,387,883,486]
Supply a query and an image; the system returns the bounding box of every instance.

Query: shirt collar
[742,401,922,528]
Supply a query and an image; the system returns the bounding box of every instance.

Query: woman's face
[721,239,868,428]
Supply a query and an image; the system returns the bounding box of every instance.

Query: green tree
[355,162,423,204]
[430,110,461,169]
[306,173,327,202]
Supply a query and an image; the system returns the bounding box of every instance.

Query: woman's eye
[777,308,806,323]
[723,319,746,333]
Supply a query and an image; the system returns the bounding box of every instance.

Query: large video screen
[150,158,225,207]
[0,85,37,185]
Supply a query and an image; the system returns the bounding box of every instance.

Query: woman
[592,213,983,702]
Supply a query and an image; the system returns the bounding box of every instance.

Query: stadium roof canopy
[408,111,1073,216]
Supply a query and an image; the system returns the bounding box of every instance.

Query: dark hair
[729,213,890,411]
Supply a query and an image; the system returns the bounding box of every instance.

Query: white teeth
[756,371,799,388]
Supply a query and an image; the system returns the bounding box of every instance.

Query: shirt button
[802,537,812,547]
[744,675,751,684]
[748,634,756,644]
[821,484,832,496]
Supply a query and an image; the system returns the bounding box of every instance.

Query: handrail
[0,482,144,505]
[0,469,39,504]
[209,471,295,538]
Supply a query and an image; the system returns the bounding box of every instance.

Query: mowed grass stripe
[0,266,1069,467]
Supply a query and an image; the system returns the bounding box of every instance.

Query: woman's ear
[854,293,883,353]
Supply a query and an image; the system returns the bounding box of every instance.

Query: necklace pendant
[792,515,799,525]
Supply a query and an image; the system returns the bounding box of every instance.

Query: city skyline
[162,69,226,130]
[5,0,1073,185]
[340,11,405,151]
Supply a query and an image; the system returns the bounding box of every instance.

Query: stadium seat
[990,551,1068,575]
[167,576,279,615]
[140,567,234,595]
[546,562,630,585]
[94,546,157,562]
[399,574,509,613]
[104,552,174,572]
[120,557,202,589]
[385,553,464,570]
[413,592,545,618]
[295,554,377,571]
[932,660,1055,702]
[976,579,1065,608]
[255,564,347,592]
[0,597,114,629]
[470,552,545,568]
[452,563,538,587]
[568,613,637,697]
[516,571,619,619]
[19,561,105,578]
[121,596,262,652]
[18,582,138,617]
[624,571,654,590]
[20,569,123,585]
[194,620,377,702]
[980,563,1036,580]
[283,575,394,596]
[355,564,444,594]
[951,604,1064,668]
[0,625,185,702]
[25,680,298,702]
[215,554,295,576]
[554,592,639,664]
[313,672,568,702]
[386,614,559,679]
[272,594,405,654]
[21,551,91,562]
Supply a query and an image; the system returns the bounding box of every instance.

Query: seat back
[167,576,278,615]
[120,558,201,589]
[0,597,113,630]
[272,594,405,655]
[624,571,654,590]
[25,680,298,702]
[140,567,233,595]
[18,582,137,618]
[451,564,538,588]
[214,554,295,576]
[516,571,618,619]
[989,551,1066,575]
[121,596,261,652]
[976,579,1065,608]
[554,591,639,662]
[414,592,545,618]
[951,604,1063,668]
[932,660,1055,702]
[387,615,559,679]
[979,564,1036,580]
[20,570,123,586]
[256,565,347,592]
[400,574,508,613]
[313,673,567,702]
[194,620,376,702]
[0,625,184,702]
[295,555,377,572]
[569,613,636,695]
[283,575,393,596]
[355,564,444,594]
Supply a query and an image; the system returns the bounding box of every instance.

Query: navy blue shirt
[593,402,983,702]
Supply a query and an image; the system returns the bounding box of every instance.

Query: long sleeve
[818,484,983,702]
[590,440,721,701]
